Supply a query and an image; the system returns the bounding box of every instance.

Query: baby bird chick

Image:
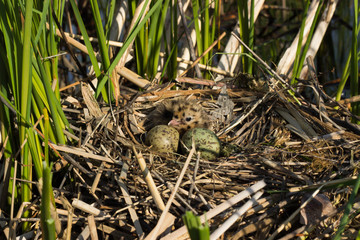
[144,98,210,135]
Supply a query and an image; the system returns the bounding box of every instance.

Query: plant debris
[17,75,358,239]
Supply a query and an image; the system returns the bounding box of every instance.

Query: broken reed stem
[179,32,227,77]
[162,180,267,240]
[132,146,166,211]
[210,191,263,240]
[61,31,234,77]
[147,145,196,240]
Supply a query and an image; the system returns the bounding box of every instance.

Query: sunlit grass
[0,0,67,231]
[349,0,359,122]
[183,211,210,240]
[237,0,254,74]
[0,0,360,237]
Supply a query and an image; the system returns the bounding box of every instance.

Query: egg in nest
[145,125,179,153]
[181,128,221,160]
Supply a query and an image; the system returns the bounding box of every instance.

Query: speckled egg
[181,128,221,160]
[145,125,179,153]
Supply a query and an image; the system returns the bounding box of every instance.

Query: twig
[147,145,196,240]
[162,180,266,240]
[115,152,144,238]
[179,32,226,77]
[133,146,166,211]
[210,191,263,240]
[177,0,203,78]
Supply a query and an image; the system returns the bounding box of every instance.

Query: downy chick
[144,98,210,135]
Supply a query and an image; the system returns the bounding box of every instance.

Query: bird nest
[50,75,360,239]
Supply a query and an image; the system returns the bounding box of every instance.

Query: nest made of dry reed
[45,74,360,239]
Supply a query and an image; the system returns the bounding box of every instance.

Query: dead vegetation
[2,1,360,239]
[43,70,360,239]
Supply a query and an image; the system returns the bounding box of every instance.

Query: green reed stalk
[189,0,218,78]
[349,0,359,122]
[290,0,310,84]
[335,2,360,120]
[333,174,360,239]
[0,0,67,232]
[203,0,209,66]
[105,0,116,40]
[147,0,171,79]
[68,0,102,85]
[335,37,360,104]
[130,0,172,80]
[192,0,202,58]
[168,0,178,79]
[183,211,209,240]
[248,0,254,74]
[98,0,163,86]
[40,109,55,239]
[90,0,113,102]
[19,0,34,227]
[237,0,254,74]
[129,0,146,76]
[294,1,323,81]
[40,162,56,240]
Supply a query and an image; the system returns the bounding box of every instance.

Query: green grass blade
[295,1,323,80]
[68,0,103,91]
[33,0,51,46]
[350,0,359,121]
[183,211,210,240]
[43,108,50,166]
[26,127,43,179]
[90,0,111,68]
[40,161,56,240]
[335,19,360,103]
[20,0,34,228]
[192,0,203,56]
[247,0,254,74]
[96,0,162,94]
[149,0,171,78]
[238,0,249,73]
[293,1,323,84]
[105,0,116,40]
[203,0,209,65]
[147,4,162,77]
[291,0,310,84]
[34,53,66,144]
[90,0,114,102]
[333,174,360,239]
[169,0,178,79]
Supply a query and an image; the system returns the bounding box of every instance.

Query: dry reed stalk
[162,180,266,240]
